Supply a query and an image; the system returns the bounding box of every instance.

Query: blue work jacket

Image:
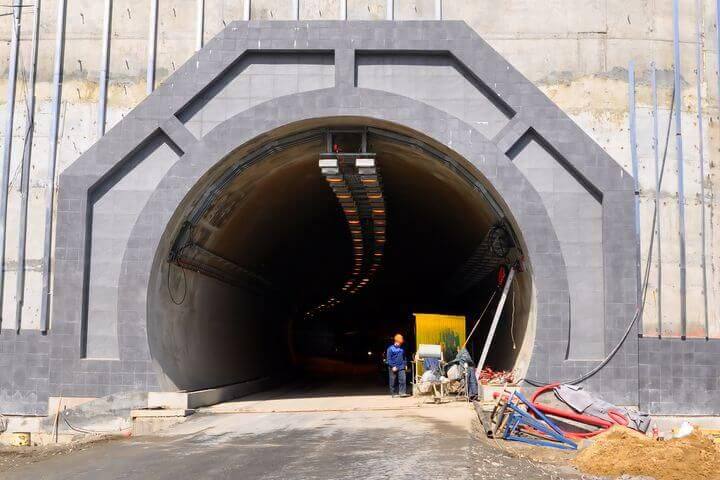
[386,344,406,369]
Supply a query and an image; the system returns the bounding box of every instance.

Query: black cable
[61,413,131,435]
[167,232,194,306]
[167,261,188,305]
[523,83,675,387]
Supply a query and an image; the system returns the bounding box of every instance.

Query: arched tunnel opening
[148,123,535,396]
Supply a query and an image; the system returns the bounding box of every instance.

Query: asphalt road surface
[1,383,591,479]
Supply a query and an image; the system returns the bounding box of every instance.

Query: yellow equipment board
[414,313,466,362]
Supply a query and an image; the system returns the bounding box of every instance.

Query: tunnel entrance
[147,124,534,394]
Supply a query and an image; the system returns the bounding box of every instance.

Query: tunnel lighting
[307,152,388,319]
[319,159,338,168]
[355,158,375,168]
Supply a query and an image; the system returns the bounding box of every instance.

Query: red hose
[529,384,626,439]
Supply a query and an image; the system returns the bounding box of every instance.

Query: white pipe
[386,0,393,20]
[628,61,642,312]
[435,0,442,20]
[651,65,662,337]
[98,0,113,138]
[672,0,687,337]
[340,0,347,20]
[243,0,251,20]
[40,0,67,333]
[292,0,299,20]
[0,2,22,331]
[147,0,158,94]
[15,0,42,332]
[477,267,516,370]
[196,0,205,50]
[694,0,709,337]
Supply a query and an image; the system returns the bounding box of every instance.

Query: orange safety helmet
[394,334,404,344]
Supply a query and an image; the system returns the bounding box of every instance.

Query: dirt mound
[574,426,720,480]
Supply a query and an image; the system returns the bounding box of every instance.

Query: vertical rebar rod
[196,0,204,49]
[15,0,41,332]
[651,65,663,338]
[98,0,113,138]
[672,0,687,337]
[243,0,251,21]
[340,0,347,20]
[387,0,394,20]
[695,0,709,338]
[717,0,720,117]
[629,61,643,314]
[0,2,22,331]
[147,0,158,94]
[435,0,442,20]
[40,0,67,333]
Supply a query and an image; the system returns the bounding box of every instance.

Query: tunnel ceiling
[179,129,504,318]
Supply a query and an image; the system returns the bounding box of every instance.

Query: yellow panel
[414,313,466,362]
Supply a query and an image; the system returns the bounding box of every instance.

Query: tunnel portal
[147,126,533,391]
[40,22,637,414]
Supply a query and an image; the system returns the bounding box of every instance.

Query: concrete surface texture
[0,0,716,338]
[0,3,715,417]
[0,386,590,480]
[40,20,643,416]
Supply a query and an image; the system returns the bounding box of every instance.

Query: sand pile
[574,426,720,480]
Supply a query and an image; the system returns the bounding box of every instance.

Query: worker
[386,334,408,397]
[448,346,478,400]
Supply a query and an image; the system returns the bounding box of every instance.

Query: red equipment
[529,383,628,439]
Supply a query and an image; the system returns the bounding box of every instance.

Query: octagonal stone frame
[48,21,637,406]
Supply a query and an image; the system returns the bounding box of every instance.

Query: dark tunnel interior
[148,126,534,393]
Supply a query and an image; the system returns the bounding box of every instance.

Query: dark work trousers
[466,366,478,398]
[388,367,406,396]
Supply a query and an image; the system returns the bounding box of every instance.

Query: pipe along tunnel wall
[147,127,533,392]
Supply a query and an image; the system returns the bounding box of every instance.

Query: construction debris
[574,426,720,480]
[478,367,515,385]
[532,383,651,437]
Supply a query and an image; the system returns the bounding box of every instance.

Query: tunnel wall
[0,21,709,415]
